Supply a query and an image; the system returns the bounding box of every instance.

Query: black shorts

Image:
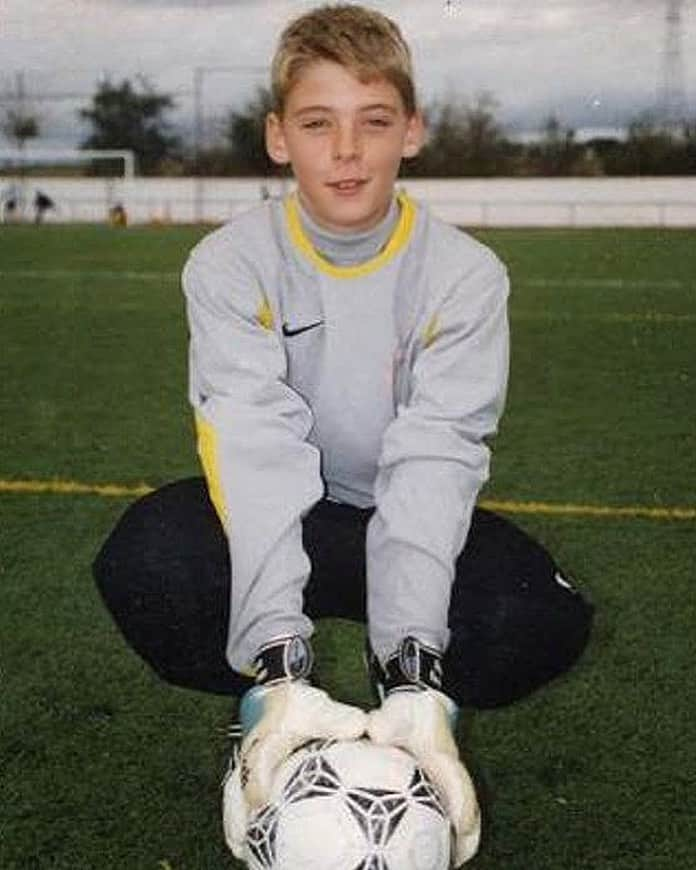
[93,477,594,709]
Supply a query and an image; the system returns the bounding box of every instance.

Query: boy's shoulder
[413,198,506,279]
[185,199,281,268]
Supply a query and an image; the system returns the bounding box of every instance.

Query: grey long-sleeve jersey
[182,192,510,671]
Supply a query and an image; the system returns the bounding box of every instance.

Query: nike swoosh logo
[282,320,324,337]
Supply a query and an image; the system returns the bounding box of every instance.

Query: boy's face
[266,60,424,233]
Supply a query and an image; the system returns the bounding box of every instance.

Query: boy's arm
[182,236,324,672]
[367,250,510,663]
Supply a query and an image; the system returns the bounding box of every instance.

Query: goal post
[0,148,136,222]
[0,148,136,179]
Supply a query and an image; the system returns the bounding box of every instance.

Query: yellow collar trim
[285,191,416,279]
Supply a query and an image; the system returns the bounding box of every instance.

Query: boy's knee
[93,477,226,586]
[445,509,595,708]
[92,477,240,695]
[445,581,594,708]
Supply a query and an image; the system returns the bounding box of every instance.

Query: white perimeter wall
[6,175,696,227]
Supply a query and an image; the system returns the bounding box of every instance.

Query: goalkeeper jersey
[182,191,510,671]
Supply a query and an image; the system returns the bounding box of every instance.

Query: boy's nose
[333,124,361,160]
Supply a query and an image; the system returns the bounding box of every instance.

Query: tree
[79,77,180,175]
[623,115,676,175]
[187,87,281,176]
[1,108,40,150]
[409,100,467,176]
[538,115,577,175]
[459,93,508,176]
[525,115,599,176]
[406,93,510,177]
[681,119,696,174]
[583,119,696,176]
[223,87,278,176]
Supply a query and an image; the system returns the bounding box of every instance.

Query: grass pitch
[1,221,695,869]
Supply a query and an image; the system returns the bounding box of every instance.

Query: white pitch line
[0,269,178,282]
[512,310,695,323]
[520,278,687,290]
[0,271,689,292]
[602,312,694,323]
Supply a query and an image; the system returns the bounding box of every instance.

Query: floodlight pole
[192,64,267,223]
[193,66,204,173]
[659,0,687,132]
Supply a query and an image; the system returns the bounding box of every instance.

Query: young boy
[94,4,593,866]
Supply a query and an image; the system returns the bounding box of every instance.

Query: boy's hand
[367,687,481,867]
[238,636,368,809]
[222,679,368,858]
[239,680,368,808]
[365,637,480,867]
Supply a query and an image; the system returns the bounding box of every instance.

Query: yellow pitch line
[0,479,695,521]
[479,498,696,521]
[0,479,153,498]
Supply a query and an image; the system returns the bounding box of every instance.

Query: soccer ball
[243,738,452,870]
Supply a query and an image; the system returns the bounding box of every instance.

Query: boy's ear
[265,112,290,165]
[402,109,425,159]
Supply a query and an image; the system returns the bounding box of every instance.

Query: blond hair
[271,4,417,116]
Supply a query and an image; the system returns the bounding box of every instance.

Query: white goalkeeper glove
[222,636,367,858]
[366,637,481,868]
[239,678,368,807]
[221,755,247,859]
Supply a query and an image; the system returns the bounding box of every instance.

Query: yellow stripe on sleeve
[422,313,440,349]
[194,412,228,525]
[257,294,274,331]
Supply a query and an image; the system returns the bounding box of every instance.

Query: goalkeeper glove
[366,636,481,868]
[222,636,367,857]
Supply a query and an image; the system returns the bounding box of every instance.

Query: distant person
[34,191,55,224]
[1,184,20,223]
[109,203,128,227]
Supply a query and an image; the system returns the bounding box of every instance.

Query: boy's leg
[443,509,594,709]
[93,477,250,695]
[304,503,593,711]
[301,498,370,622]
[92,478,369,696]
[93,479,592,706]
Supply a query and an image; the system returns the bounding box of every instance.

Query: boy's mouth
[327,178,368,193]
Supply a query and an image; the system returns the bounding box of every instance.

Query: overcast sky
[2,0,695,148]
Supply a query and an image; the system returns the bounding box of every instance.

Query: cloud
[1,0,693,150]
[99,0,261,6]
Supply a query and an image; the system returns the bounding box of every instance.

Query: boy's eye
[300,118,330,130]
[364,117,393,129]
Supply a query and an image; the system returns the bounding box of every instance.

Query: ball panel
[406,824,452,870]
[276,795,366,869]
[245,739,451,870]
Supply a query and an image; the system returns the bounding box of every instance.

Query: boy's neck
[296,195,400,267]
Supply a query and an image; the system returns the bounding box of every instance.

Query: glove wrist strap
[238,636,315,737]
[368,635,445,697]
[252,635,314,686]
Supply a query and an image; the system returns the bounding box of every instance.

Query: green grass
[1,222,695,869]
